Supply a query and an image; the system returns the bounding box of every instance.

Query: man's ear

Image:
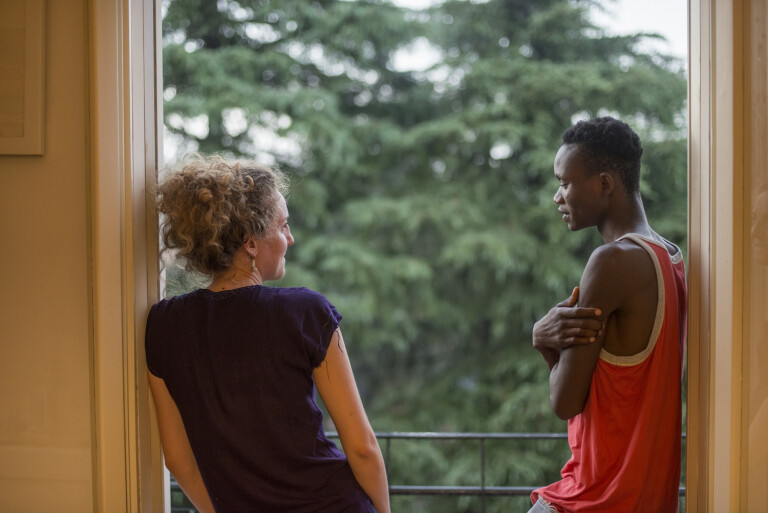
[599,172,615,195]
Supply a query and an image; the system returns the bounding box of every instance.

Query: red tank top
[533,234,687,513]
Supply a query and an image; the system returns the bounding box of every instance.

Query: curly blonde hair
[157,154,289,276]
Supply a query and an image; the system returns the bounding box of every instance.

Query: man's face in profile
[553,144,604,232]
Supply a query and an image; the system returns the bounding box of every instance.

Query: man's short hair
[562,117,643,195]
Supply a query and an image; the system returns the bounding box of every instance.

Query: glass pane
[746,0,768,510]
[158,0,688,511]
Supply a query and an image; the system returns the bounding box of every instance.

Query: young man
[529,117,688,513]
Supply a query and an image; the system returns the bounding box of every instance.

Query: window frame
[88,0,760,511]
[88,0,163,511]
[686,0,754,510]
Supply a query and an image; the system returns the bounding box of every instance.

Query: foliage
[162,0,687,510]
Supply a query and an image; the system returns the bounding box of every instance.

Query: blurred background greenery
[161,0,687,510]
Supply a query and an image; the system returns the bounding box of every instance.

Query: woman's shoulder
[150,288,203,311]
[262,287,341,337]
[268,286,333,309]
[149,286,336,319]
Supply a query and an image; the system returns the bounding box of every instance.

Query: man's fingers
[566,327,602,344]
[555,287,580,308]
[569,336,597,345]
[563,326,602,344]
[563,307,602,318]
[570,325,601,334]
[566,319,603,331]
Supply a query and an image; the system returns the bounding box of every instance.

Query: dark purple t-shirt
[146,285,374,513]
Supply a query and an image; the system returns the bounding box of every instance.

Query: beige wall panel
[0,0,93,510]
[746,0,768,510]
[0,480,92,513]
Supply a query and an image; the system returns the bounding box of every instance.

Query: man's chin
[567,222,587,232]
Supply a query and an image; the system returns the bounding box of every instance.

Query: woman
[146,154,390,513]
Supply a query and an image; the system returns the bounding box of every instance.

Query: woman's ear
[243,235,259,258]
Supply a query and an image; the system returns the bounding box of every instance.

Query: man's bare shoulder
[587,239,651,274]
[581,239,655,308]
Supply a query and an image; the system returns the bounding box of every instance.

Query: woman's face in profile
[254,192,294,281]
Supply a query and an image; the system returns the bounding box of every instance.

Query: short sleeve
[295,289,342,369]
[145,302,164,377]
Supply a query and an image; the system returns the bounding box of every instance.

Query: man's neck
[597,194,652,244]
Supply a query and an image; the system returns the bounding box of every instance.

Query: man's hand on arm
[548,245,630,419]
[532,287,604,370]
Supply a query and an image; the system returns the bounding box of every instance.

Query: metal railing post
[480,437,486,513]
[385,437,391,487]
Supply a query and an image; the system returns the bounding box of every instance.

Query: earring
[251,256,258,272]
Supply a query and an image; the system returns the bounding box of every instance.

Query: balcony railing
[170,431,686,513]
[349,431,567,499]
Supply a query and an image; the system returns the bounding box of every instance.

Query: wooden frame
[0,0,45,155]
[686,0,765,510]
[94,0,763,510]
[88,0,162,511]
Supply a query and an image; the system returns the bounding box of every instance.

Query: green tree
[162,0,687,510]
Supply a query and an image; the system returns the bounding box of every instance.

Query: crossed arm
[532,286,603,370]
[533,245,631,419]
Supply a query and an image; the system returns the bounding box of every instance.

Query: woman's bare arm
[147,372,216,513]
[313,329,391,513]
